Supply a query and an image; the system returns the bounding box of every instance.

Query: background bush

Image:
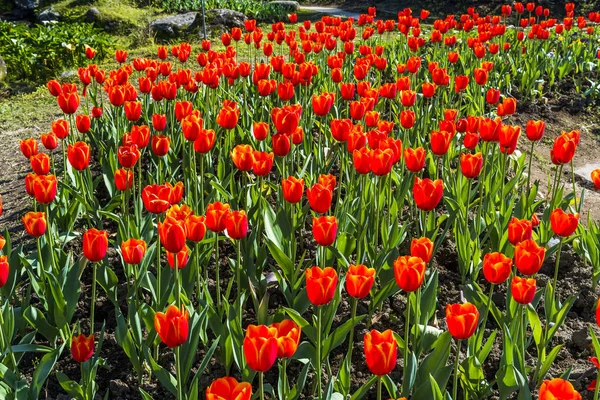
[0,21,111,82]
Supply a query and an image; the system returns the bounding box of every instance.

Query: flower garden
[2,2,600,399]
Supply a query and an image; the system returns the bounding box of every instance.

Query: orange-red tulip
[154,304,189,348]
[158,216,187,253]
[410,237,433,263]
[67,142,91,171]
[83,228,108,263]
[0,255,8,288]
[115,168,134,191]
[413,177,443,211]
[282,176,304,204]
[22,211,47,237]
[71,334,94,363]
[364,329,397,376]
[142,184,171,214]
[216,100,240,130]
[511,276,536,305]
[30,153,50,175]
[194,129,216,154]
[121,238,147,265]
[312,216,337,246]
[41,133,58,151]
[460,153,483,179]
[482,252,512,284]
[32,174,57,204]
[539,378,581,400]
[226,210,248,240]
[270,320,301,358]
[306,266,338,306]
[393,255,426,292]
[205,377,252,400]
[307,183,333,214]
[526,120,545,141]
[346,264,376,299]
[167,246,189,269]
[231,145,254,171]
[185,215,206,242]
[514,239,546,276]
[446,302,479,340]
[20,138,38,159]
[243,324,278,372]
[206,202,231,232]
[508,217,533,245]
[550,209,579,237]
[404,147,426,172]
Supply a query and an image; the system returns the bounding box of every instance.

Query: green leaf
[31,345,63,399]
[283,308,316,343]
[56,371,84,400]
[349,375,377,400]
[322,315,365,357]
[144,346,177,396]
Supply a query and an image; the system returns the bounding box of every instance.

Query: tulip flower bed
[2,2,600,400]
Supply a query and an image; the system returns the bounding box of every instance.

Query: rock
[13,0,38,10]
[85,7,101,23]
[270,1,299,12]
[38,7,60,23]
[575,163,600,185]
[205,8,246,29]
[109,379,130,396]
[149,12,200,41]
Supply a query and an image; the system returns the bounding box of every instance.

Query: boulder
[13,0,38,10]
[38,7,60,23]
[205,8,246,29]
[85,7,101,23]
[270,1,299,12]
[149,12,200,41]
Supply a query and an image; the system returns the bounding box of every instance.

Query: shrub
[0,22,111,82]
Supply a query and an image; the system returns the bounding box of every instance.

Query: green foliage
[0,22,111,82]
[153,0,287,21]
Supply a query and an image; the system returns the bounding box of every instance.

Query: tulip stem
[414,286,421,353]
[404,293,411,386]
[570,161,578,211]
[175,253,180,307]
[316,306,323,398]
[215,234,221,309]
[176,346,184,400]
[0,295,18,376]
[282,358,288,399]
[259,371,265,400]
[377,376,382,400]
[347,297,357,362]
[90,262,97,332]
[526,141,535,197]
[453,340,462,400]
[552,238,563,303]
[520,305,527,375]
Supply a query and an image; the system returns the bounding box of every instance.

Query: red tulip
[446,302,479,340]
[158,216,187,253]
[282,176,304,204]
[511,276,537,305]
[22,211,47,237]
[413,177,443,211]
[482,252,512,284]
[550,209,579,237]
[20,138,38,159]
[393,255,426,292]
[226,210,248,240]
[142,184,171,214]
[83,228,108,262]
[71,334,94,363]
[30,153,50,175]
[460,152,483,178]
[270,320,301,358]
[410,237,433,263]
[231,145,254,172]
[508,217,533,245]
[243,324,278,372]
[205,202,231,232]
[32,174,57,204]
[306,266,338,306]
[364,329,397,376]
[216,100,240,130]
[312,216,337,246]
[67,142,91,171]
[0,255,8,288]
[121,238,147,265]
[206,377,252,400]
[404,147,426,172]
[346,264,375,299]
[514,239,546,276]
[539,378,581,400]
[154,304,189,348]
[307,183,333,214]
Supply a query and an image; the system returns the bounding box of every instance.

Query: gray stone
[204,8,246,29]
[38,7,60,23]
[85,7,101,23]
[575,163,600,185]
[270,1,299,12]
[13,0,38,10]
[149,12,200,41]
